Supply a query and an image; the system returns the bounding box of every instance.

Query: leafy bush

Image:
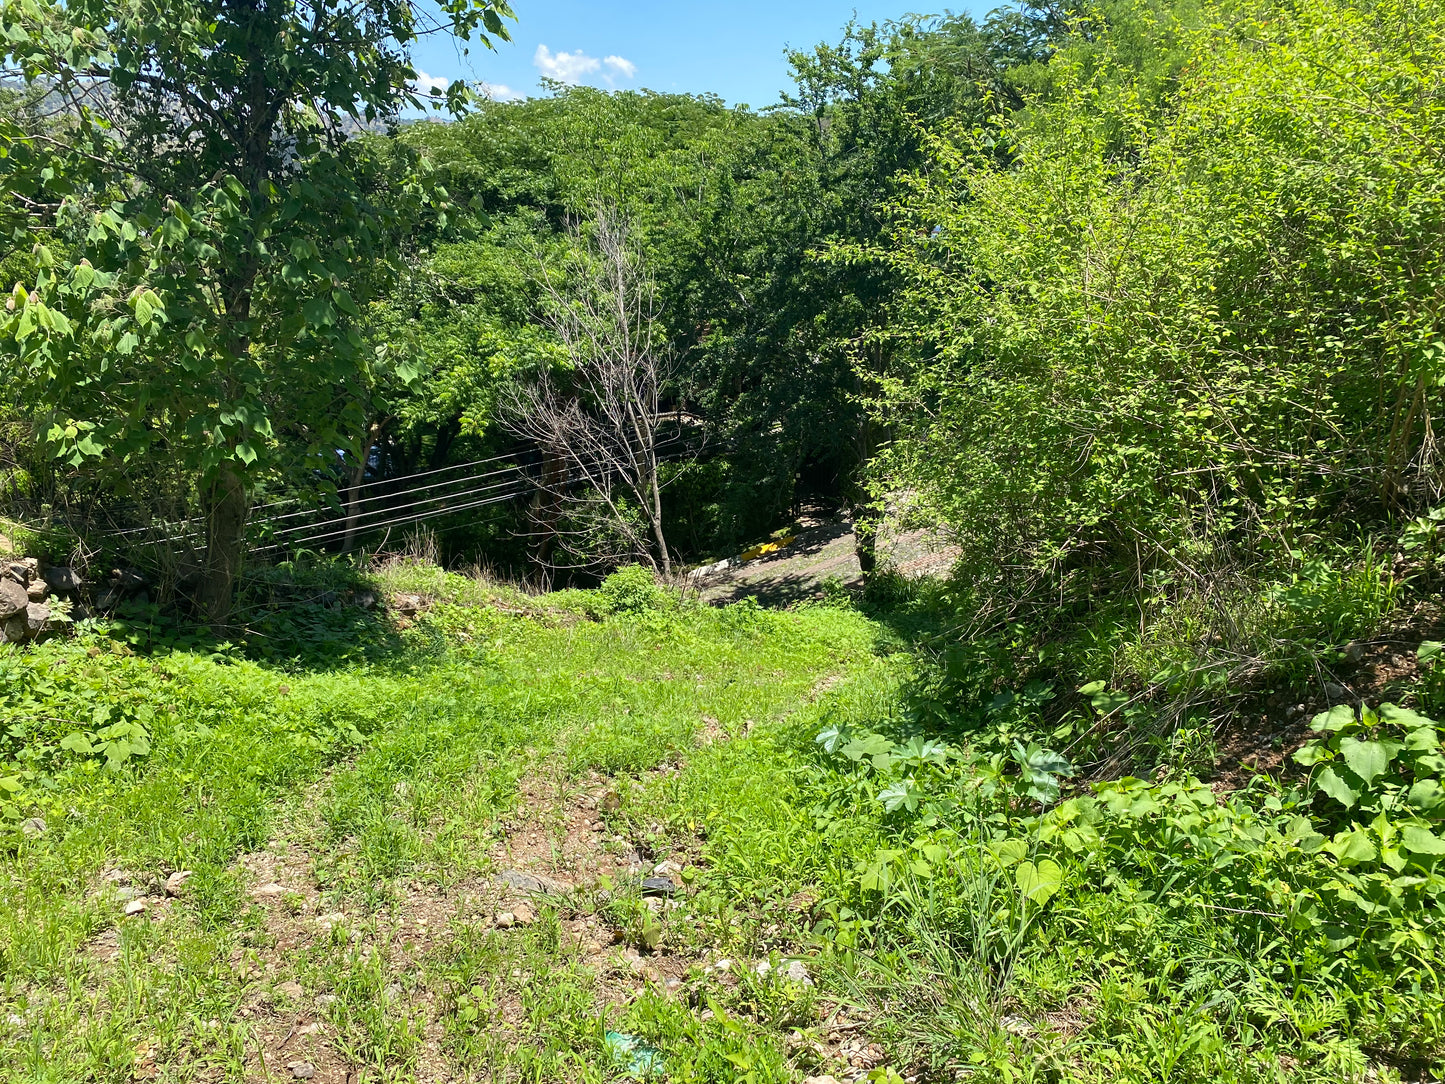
[594,564,670,617]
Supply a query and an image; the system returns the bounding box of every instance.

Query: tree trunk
[850,414,879,575]
[342,422,379,552]
[533,446,566,569]
[201,466,248,625]
[855,517,878,574]
[647,459,670,576]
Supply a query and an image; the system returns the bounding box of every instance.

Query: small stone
[276,981,304,999]
[639,876,677,898]
[18,817,45,839]
[124,899,148,916]
[103,869,133,885]
[492,869,571,895]
[25,581,46,603]
[0,615,25,643]
[1002,1014,1034,1036]
[495,911,518,929]
[512,902,536,925]
[755,960,772,976]
[316,912,346,931]
[652,859,683,877]
[1324,682,1347,701]
[600,790,622,813]
[164,870,193,897]
[0,578,26,618]
[114,886,140,903]
[113,568,146,592]
[41,566,83,593]
[286,1061,316,1080]
[315,995,337,1009]
[783,959,813,985]
[1344,641,1366,663]
[4,562,29,586]
[252,882,288,897]
[803,1077,845,1084]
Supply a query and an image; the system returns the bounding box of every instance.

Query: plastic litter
[604,1031,666,1077]
[639,876,678,897]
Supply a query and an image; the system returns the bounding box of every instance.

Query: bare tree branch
[503,204,677,576]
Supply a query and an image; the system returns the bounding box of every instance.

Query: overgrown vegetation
[4,0,1445,1076]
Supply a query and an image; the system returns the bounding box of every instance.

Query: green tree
[0,0,514,620]
[870,0,1445,611]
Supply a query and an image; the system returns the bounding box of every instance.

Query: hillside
[0,556,1440,1081]
[6,0,1445,1078]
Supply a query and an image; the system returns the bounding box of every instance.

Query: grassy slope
[2,563,1442,1083]
[0,575,882,1082]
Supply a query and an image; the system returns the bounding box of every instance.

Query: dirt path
[695,516,958,606]
[210,737,883,1083]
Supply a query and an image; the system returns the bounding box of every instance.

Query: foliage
[594,564,671,617]
[866,0,1445,659]
[0,0,515,612]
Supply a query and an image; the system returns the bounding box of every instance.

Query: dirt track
[694,517,958,606]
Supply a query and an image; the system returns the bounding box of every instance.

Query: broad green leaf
[1381,704,1436,732]
[877,781,918,813]
[331,288,360,316]
[302,296,335,327]
[1311,705,1357,733]
[1016,858,1063,904]
[1405,727,1442,752]
[1407,779,1445,812]
[992,839,1028,867]
[1402,825,1445,855]
[1339,738,1391,785]
[1315,765,1359,808]
[842,733,894,769]
[59,732,94,754]
[1324,828,1376,865]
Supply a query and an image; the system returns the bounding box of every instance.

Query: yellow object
[739,534,795,562]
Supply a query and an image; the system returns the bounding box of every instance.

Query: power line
[255,461,524,526]
[258,435,689,541]
[259,474,526,540]
[260,487,528,553]
[257,449,522,507]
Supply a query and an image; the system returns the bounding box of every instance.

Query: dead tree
[503,207,675,575]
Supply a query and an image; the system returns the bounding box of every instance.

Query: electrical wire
[260,473,526,539]
[259,434,688,540]
[253,449,522,509]
[255,461,525,526]
[107,433,696,554]
[260,487,528,552]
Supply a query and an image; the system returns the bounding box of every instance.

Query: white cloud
[603,55,637,80]
[533,44,601,84]
[411,70,450,96]
[480,81,522,101]
[533,44,637,86]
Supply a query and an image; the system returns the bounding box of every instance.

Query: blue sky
[411,2,983,110]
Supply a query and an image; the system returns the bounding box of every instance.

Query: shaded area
[696,517,958,608]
